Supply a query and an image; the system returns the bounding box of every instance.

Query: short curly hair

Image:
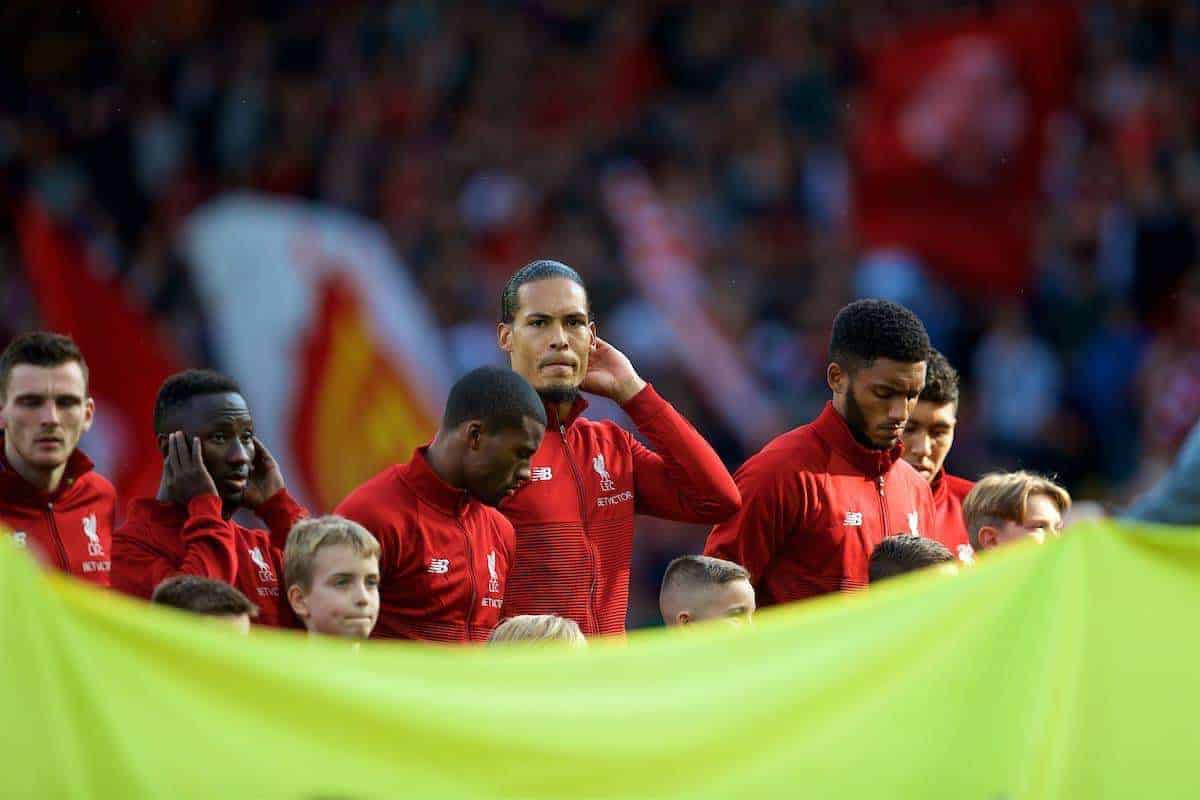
[154,369,243,434]
[919,348,960,407]
[500,260,588,324]
[829,299,930,371]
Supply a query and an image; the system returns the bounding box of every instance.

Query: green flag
[2,523,1196,798]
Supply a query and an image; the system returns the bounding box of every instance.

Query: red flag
[852,3,1078,297]
[16,200,184,510]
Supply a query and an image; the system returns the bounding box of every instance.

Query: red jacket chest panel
[0,474,115,586]
[504,423,636,527]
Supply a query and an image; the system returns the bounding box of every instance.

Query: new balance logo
[530,466,553,482]
[427,558,450,574]
[843,512,863,526]
[11,531,27,547]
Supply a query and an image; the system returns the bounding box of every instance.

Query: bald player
[659,555,755,627]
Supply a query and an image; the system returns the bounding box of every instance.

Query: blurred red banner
[17,200,184,512]
[852,3,1079,297]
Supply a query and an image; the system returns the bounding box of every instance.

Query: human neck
[4,437,67,494]
[537,388,579,427]
[425,434,466,490]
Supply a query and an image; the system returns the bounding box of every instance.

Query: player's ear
[287,584,309,621]
[81,396,96,433]
[497,322,513,353]
[827,361,847,395]
[588,320,598,350]
[978,526,998,550]
[155,432,169,457]
[465,421,484,450]
[676,612,691,626]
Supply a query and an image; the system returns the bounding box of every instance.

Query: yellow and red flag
[182,194,447,512]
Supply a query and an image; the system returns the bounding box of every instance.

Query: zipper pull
[560,425,567,436]
[877,476,885,496]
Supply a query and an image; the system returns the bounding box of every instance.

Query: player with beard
[496,260,740,636]
[111,370,308,627]
[705,299,945,605]
[900,349,973,559]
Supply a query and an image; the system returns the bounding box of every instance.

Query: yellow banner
[2,522,1196,798]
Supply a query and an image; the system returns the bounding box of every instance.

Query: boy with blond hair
[285,516,381,639]
[963,471,1072,553]
[488,614,587,647]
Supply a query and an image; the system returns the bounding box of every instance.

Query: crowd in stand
[2,1,1200,625]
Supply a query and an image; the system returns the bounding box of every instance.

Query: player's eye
[210,433,226,443]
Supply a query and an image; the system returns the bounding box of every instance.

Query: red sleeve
[622,384,741,523]
[258,488,309,552]
[704,451,807,586]
[111,495,239,599]
[335,491,404,580]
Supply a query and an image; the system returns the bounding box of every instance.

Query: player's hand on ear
[161,432,219,505]
[244,436,286,509]
[580,337,646,405]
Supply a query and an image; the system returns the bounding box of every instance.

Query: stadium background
[1,0,1197,628]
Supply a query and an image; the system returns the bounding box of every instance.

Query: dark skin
[425,416,545,507]
[828,358,927,451]
[156,393,286,520]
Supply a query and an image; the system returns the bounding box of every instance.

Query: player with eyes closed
[705,300,954,606]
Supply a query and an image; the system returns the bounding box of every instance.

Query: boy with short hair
[284,516,381,640]
[659,555,756,627]
[963,471,1072,552]
[151,575,259,634]
[868,535,957,583]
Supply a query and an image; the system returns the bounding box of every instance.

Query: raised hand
[580,336,647,405]
[159,432,219,506]
[244,436,286,509]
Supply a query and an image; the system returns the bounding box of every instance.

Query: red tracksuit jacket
[500,385,741,635]
[931,469,974,560]
[0,444,116,586]
[336,447,514,643]
[705,402,941,605]
[111,490,306,627]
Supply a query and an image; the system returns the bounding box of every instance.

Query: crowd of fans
[2,1,1199,626]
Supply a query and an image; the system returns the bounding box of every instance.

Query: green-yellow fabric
[2,522,1196,798]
